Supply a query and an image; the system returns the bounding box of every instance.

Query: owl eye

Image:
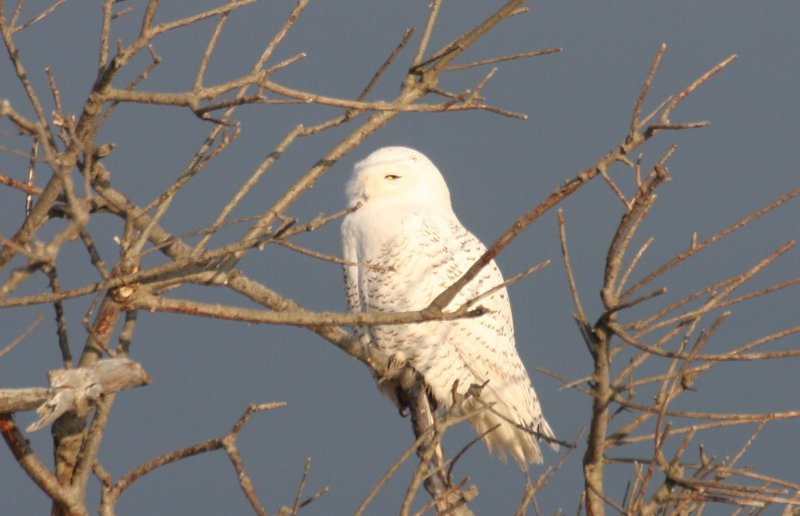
[384,174,401,181]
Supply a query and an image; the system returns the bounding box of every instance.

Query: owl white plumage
[341,146,557,465]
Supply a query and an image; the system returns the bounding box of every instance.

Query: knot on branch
[27,358,151,432]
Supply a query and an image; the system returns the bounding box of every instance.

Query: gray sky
[2,1,798,514]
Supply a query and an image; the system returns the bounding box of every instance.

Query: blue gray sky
[1,1,798,514]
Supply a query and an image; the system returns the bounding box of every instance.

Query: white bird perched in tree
[341,146,558,465]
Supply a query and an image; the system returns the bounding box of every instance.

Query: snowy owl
[341,146,557,465]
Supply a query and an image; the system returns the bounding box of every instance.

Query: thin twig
[356,27,416,102]
[631,43,666,133]
[623,186,800,300]
[100,402,285,514]
[445,48,562,71]
[11,0,66,33]
[355,431,432,516]
[0,313,43,359]
[658,54,738,124]
[460,259,550,310]
[0,173,42,195]
[412,0,442,67]
[290,457,313,514]
[43,265,72,366]
[558,209,587,323]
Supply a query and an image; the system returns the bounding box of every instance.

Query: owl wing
[417,215,559,464]
[341,216,362,314]
[343,208,556,465]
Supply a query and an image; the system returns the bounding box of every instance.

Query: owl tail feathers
[462,397,558,467]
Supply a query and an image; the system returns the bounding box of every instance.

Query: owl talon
[395,386,410,417]
[466,379,489,400]
[387,351,408,371]
[450,379,463,406]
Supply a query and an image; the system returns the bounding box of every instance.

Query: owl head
[346,146,454,216]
